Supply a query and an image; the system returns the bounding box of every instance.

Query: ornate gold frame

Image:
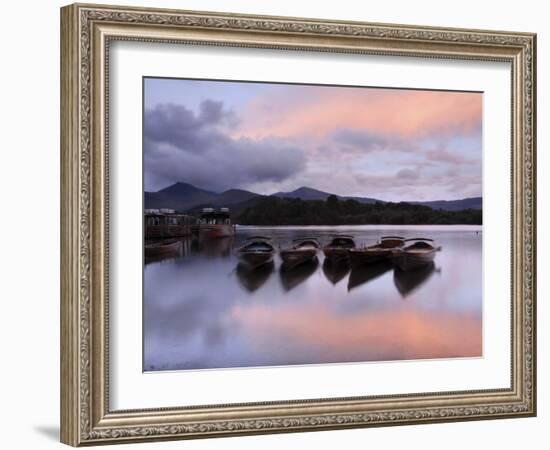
[60,3,536,446]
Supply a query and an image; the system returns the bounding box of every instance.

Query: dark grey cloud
[331,129,393,152]
[425,148,477,165]
[396,168,419,180]
[144,100,239,152]
[144,101,306,192]
[330,129,420,156]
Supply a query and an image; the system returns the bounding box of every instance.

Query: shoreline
[236,224,482,231]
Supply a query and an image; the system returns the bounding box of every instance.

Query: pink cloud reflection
[231,303,481,362]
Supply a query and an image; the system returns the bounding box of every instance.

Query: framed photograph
[60,3,537,446]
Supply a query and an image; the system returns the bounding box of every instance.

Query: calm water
[144,225,482,371]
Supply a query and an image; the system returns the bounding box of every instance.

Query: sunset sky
[144,78,482,201]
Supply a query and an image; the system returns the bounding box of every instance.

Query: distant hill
[273,186,379,204]
[271,186,481,210]
[273,186,332,201]
[144,182,259,211]
[412,197,482,211]
[215,189,260,206]
[144,182,482,213]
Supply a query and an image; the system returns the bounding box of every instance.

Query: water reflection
[145,252,181,266]
[197,236,234,258]
[348,261,393,291]
[144,226,482,371]
[236,261,275,293]
[280,257,319,291]
[393,262,437,298]
[322,258,351,285]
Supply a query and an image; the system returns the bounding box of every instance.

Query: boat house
[144,209,197,238]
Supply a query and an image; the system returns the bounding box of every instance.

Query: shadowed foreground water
[144,225,482,371]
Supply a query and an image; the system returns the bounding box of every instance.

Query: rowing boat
[144,239,183,257]
[349,236,405,266]
[280,237,321,269]
[392,238,441,272]
[322,235,356,262]
[236,236,276,269]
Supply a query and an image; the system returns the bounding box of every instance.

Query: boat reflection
[145,252,182,266]
[347,261,393,291]
[393,262,437,298]
[280,257,319,291]
[197,236,234,258]
[322,258,351,285]
[236,261,275,293]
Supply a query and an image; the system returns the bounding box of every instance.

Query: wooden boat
[322,235,356,262]
[236,236,276,269]
[347,260,393,291]
[236,261,274,293]
[280,237,321,269]
[349,236,405,267]
[393,262,437,298]
[280,257,319,291]
[392,238,441,272]
[144,239,183,257]
[322,258,350,285]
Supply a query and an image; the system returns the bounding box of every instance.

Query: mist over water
[144,225,482,372]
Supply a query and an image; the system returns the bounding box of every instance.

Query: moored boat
[392,238,441,272]
[349,236,405,267]
[144,239,183,257]
[198,207,235,239]
[322,235,356,262]
[236,236,276,269]
[280,237,321,269]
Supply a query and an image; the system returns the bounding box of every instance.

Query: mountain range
[144,182,259,211]
[144,182,482,213]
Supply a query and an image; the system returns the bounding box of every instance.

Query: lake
[144,225,482,371]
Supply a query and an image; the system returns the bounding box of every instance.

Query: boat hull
[198,224,235,239]
[280,249,317,268]
[238,251,274,269]
[392,250,436,271]
[144,239,183,257]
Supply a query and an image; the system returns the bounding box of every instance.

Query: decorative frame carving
[60,3,536,446]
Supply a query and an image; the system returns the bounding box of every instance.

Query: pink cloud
[235,87,481,140]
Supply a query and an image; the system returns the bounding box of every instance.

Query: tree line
[236,195,482,225]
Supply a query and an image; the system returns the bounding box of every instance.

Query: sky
[143,77,482,202]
